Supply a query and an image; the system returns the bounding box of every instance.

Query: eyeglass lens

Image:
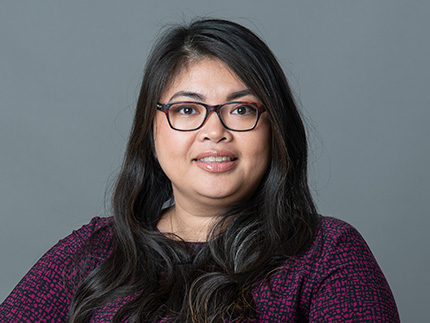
[167,102,259,131]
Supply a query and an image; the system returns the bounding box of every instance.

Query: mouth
[194,156,237,163]
[193,151,238,173]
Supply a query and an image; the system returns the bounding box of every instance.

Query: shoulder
[318,215,363,240]
[299,216,399,321]
[302,216,371,258]
[44,216,115,266]
[0,216,115,322]
[57,216,115,282]
[253,216,399,321]
[58,216,114,252]
[297,216,380,278]
[319,216,382,269]
[320,216,366,245]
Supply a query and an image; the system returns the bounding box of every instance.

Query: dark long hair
[68,18,319,322]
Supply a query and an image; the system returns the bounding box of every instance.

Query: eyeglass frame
[156,101,266,132]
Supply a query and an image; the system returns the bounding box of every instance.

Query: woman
[0,18,399,322]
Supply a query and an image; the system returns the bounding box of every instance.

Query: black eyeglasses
[156,101,265,132]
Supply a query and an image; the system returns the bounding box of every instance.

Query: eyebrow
[168,89,254,102]
[227,89,253,101]
[169,91,204,101]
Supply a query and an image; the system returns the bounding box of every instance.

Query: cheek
[154,114,195,167]
[251,124,271,162]
[255,142,271,172]
[154,114,177,165]
[239,127,271,175]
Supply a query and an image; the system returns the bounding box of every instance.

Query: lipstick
[193,150,238,173]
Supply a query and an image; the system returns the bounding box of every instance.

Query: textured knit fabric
[0,216,400,322]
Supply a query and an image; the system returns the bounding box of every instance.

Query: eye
[171,103,200,116]
[231,104,257,116]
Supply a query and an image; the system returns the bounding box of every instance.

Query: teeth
[198,156,233,162]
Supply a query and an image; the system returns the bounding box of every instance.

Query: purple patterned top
[0,216,400,322]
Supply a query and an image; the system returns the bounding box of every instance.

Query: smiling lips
[196,156,233,162]
[193,152,238,173]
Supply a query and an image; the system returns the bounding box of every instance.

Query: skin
[154,58,271,242]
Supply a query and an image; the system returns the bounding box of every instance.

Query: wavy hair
[68,18,319,322]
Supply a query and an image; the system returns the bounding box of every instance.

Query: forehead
[160,58,252,103]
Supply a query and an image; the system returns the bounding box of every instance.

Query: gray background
[1,1,429,322]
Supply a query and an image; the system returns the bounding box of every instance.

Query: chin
[197,188,248,205]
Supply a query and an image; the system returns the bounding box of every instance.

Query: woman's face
[154,58,271,211]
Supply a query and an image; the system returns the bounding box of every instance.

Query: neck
[157,196,226,242]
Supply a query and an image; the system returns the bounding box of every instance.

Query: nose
[197,111,232,143]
